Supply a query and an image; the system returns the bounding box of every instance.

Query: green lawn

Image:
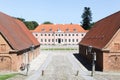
[0,73,17,80]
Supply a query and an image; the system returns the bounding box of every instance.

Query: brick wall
[79,44,104,71]
[103,52,120,71]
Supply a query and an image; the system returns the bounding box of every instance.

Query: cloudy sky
[0,0,119,24]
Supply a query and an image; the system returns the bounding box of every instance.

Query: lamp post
[88,46,96,77]
[26,44,34,76]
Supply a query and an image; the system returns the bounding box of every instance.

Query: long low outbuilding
[0,12,40,71]
[79,11,120,71]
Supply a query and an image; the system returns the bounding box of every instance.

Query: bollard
[75,70,79,76]
[42,70,44,76]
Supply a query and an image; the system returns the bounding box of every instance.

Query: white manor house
[32,24,88,45]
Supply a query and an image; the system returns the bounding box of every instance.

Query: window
[65,39,67,42]
[61,39,63,42]
[76,39,78,42]
[66,29,69,32]
[59,34,60,36]
[52,34,54,36]
[52,39,54,42]
[72,34,74,36]
[48,34,50,36]
[61,34,63,36]
[69,34,71,36]
[56,34,57,36]
[0,44,6,51]
[41,34,43,36]
[73,29,77,32]
[72,39,74,42]
[49,29,52,32]
[48,39,50,42]
[36,34,38,36]
[41,39,43,42]
[65,34,67,36]
[69,39,71,42]
[45,34,47,36]
[42,29,45,31]
[45,39,47,42]
[81,34,84,36]
[76,34,78,36]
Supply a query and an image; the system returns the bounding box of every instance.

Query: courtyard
[7,45,120,80]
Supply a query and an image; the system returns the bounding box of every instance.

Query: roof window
[41,28,45,32]
[49,29,52,32]
[66,28,69,32]
[73,29,77,32]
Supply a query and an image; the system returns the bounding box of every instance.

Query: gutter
[9,50,19,53]
[101,48,110,52]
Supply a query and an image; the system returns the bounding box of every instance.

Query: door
[58,38,61,43]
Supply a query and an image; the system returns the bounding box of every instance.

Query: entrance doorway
[58,38,61,43]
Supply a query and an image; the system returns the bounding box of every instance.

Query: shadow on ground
[73,53,92,71]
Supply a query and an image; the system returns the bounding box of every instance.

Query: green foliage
[14,17,39,30]
[81,7,92,30]
[24,21,38,30]
[16,18,25,22]
[42,21,53,24]
[0,73,17,80]
[90,22,95,27]
[32,21,39,28]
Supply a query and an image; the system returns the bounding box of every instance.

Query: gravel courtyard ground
[37,51,86,80]
[7,45,120,80]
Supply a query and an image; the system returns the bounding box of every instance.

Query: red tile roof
[34,24,87,33]
[80,11,120,49]
[15,19,40,47]
[0,12,40,52]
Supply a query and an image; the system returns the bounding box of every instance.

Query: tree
[24,21,39,30]
[42,21,53,24]
[16,17,25,22]
[81,7,92,30]
[32,21,39,29]
[14,17,39,30]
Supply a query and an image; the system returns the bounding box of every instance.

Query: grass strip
[0,73,17,80]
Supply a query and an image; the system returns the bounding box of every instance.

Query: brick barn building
[79,11,120,71]
[32,24,87,45]
[0,12,40,71]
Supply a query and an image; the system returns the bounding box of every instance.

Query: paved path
[26,50,94,80]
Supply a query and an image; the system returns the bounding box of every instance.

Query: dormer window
[66,28,69,32]
[73,29,77,32]
[49,29,52,32]
[41,28,45,32]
